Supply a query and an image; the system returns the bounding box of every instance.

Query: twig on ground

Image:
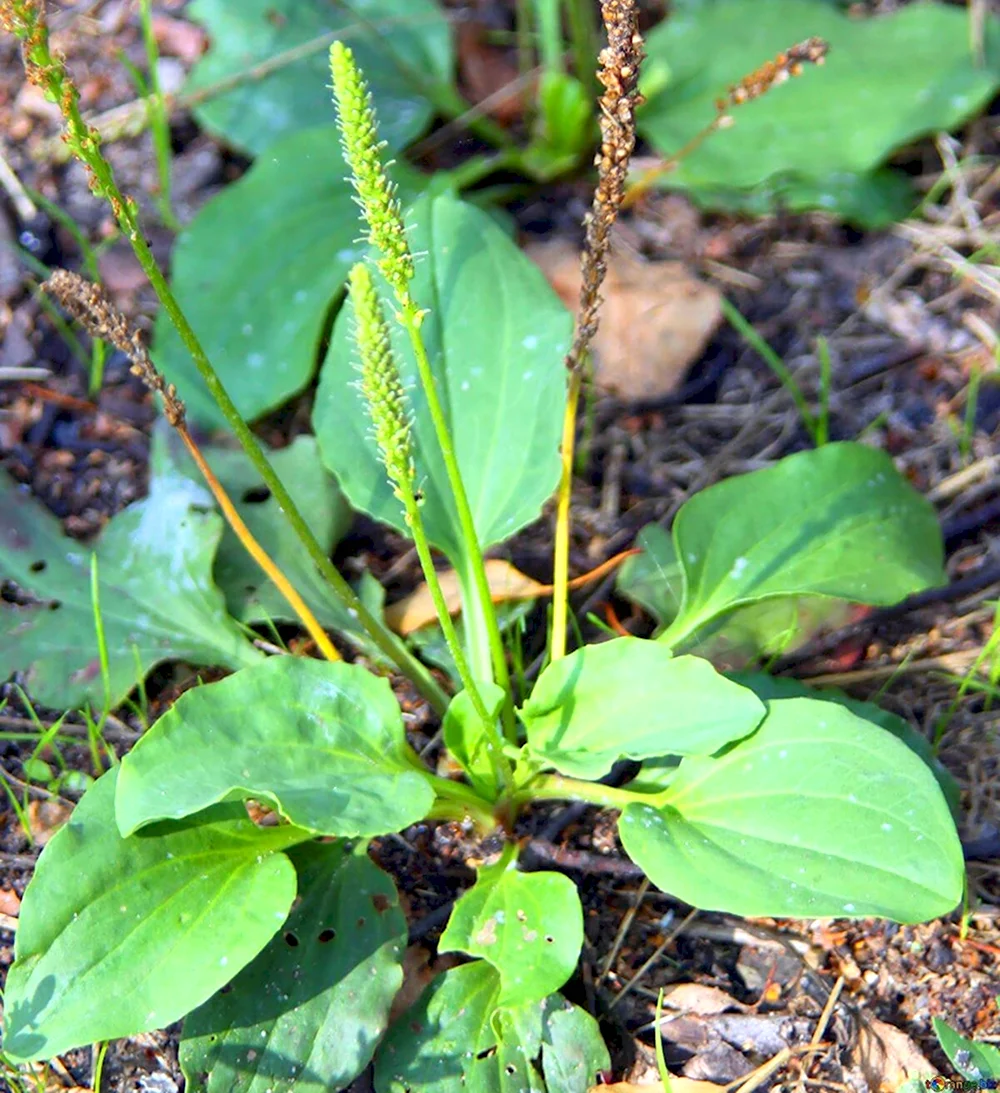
[0,713,139,743]
[598,876,649,986]
[608,907,699,1009]
[521,838,645,879]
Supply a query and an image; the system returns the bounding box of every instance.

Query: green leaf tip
[349,262,415,499]
[330,40,414,304]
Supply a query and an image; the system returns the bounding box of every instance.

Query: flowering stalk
[0,1,448,713]
[624,37,828,207]
[350,264,512,796]
[331,42,514,736]
[551,0,644,662]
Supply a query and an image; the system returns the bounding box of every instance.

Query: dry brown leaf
[0,887,21,916]
[385,559,548,635]
[526,239,722,401]
[457,22,526,123]
[851,1016,935,1092]
[152,13,207,64]
[660,982,746,1016]
[27,798,72,846]
[597,1080,727,1093]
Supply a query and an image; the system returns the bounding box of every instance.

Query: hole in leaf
[318,928,336,943]
[356,916,366,928]
[504,1065,517,1076]
[29,560,46,573]
[284,931,299,947]
[544,935,554,943]
[48,600,61,611]
[242,485,271,504]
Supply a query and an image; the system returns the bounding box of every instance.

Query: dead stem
[44,270,184,424]
[551,0,644,662]
[42,269,341,664]
[624,37,829,207]
[566,0,645,377]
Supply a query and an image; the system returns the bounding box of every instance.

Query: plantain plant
[0,3,966,1090]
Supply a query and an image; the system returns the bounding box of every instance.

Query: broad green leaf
[156,427,357,630]
[375,961,604,1093]
[639,0,1000,221]
[0,467,260,710]
[375,965,605,1093]
[443,681,507,798]
[675,168,916,229]
[616,524,683,627]
[374,961,505,1093]
[1,769,299,1063]
[116,657,434,838]
[314,192,571,565]
[181,842,406,1093]
[154,128,364,429]
[520,638,765,780]
[660,443,945,647]
[684,596,854,666]
[617,525,850,662]
[730,672,961,819]
[932,1017,1000,1082]
[521,71,595,179]
[618,697,964,922]
[185,0,452,156]
[440,860,583,1006]
[540,1001,610,1093]
[374,964,549,1093]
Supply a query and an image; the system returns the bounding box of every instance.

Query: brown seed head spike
[43,269,186,426]
[566,0,645,376]
[717,37,828,113]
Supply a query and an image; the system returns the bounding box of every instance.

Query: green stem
[520,772,652,811]
[139,0,179,231]
[534,0,564,74]
[515,0,535,90]
[426,773,498,831]
[398,478,513,797]
[454,559,493,689]
[397,304,514,732]
[563,0,598,92]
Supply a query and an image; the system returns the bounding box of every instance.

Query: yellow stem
[622,115,723,209]
[550,369,584,662]
[178,427,341,663]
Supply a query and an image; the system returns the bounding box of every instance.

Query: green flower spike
[349,263,415,499]
[331,41,415,306]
